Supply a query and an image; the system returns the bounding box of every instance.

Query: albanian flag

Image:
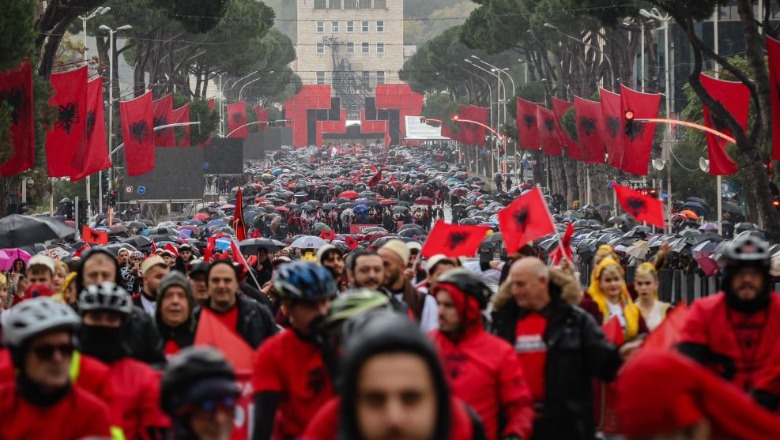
[233,187,247,241]
[768,35,780,160]
[602,316,624,345]
[194,308,254,371]
[600,88,624,169]
[498,187,555,254]
[120,92,156,176]
[574,96,606,164]
[345,236,359,250]
[171,104,191,147]
[227,102,248,138]
[46,66,88,178]
[0,61,35,176]
[700,74,747,176]
[516,97,540,150]
[458,105,489,145]
[254,105,268,132]
[620,85,661,176]
[71,78,110,181]
[320,230,335,241]
[81,225,108,245]
[153,94,176,147]
[552,97,581,160]
[614,183,666,229]
[549,222,574,265]
[537,105,562,156]
[207,98,215,112]
[368,168,382,188]
[421,221,489,258]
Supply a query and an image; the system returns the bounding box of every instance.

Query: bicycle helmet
[161,346,239,416]
[434,268,491,310]
[273,260,338,302]
[3,297,80,347]
[723,233,771,267]
[326,288,390,327]
[78,282,133,316]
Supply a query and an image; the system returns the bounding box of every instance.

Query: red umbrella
[194,213,211,221]
[695,257,720,276]
[339,190,359,199]
[415,196,434,206]
[275,206,290,213]
[380,199,397,206]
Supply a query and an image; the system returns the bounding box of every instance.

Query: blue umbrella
[206,219,227,228]
[184,220,203,226]
[323,203,337,210]
[354,205,370,214]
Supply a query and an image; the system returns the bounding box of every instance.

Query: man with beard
[174,244,196,274]
[317,244,347,291]
[346,250,385,291]
[77,282,170,438]
[679,233,780,391]
[378,240,438,331]
[135,255,170,316]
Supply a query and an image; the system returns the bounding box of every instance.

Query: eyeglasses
[177,396,237,416]
[31,343,74,360]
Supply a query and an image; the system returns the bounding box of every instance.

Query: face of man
[356,353,438,440]
[509,259,550,311]
[82,254,117,287]
[257,249,268,264]
[161,286,190,327]
[26,268,53,289]
[351,255,385,290]
[377,249,404,289]
[143,265,170,297]
[730,266,766,301]
[179,249,192,261]
[189,273,210,305]
[435,290,461,333]
[162,254,175,266]
[285,298,331,335]
[428,263,455,293]
[188,396,236,440]
[322,252,345,278]
[83,310,123,328]
[117,250,129,265]
[24,331,74,392]
[208,265,238,312]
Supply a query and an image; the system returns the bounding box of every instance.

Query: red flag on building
[171,104,191,147]
[600,88,624,169]
[620,85,661,176]
[574,96,606,164]
[46,66,88,178]
[227,102,248,138]
[551,97,580,160]
[368,168,382,188]
[700,74,747,176]
[549,222,574,265]
[516,98,540,150]
[81,226,108,245]
[614,183,666,229]
[153,94,176,146]
[768,35,780,160]
[120,92,156,176]
[253,105,268,132]
[421,221,489,258]
[233,187,247,241]
[0,61,35,176]
[537,105,563,156]
[194,308,254,371]
[498,187,555,254]
[71,78,110,181]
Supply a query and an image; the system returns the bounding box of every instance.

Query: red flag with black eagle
[613,183,666,229]
[120,92,156,176]
[352,170,364,184]
[516,98,540,150]
[620,85,661,176]
[700,74,747,176]
[368,168,382,188]
[345,236,359,250]
[0,61,35,176]
[600,88,624,169]
[537,105,563,156]
[421,221,489,258]
[320,230,335,241]
[227,102,248,138]
[574,96,606,164]
[767,35,780,160]
[253,105,268,132]
[498,187,555,254]
[552,97,581,160]
[171,104,191,147]
[153,94,176,147]
[549,222,574,265]
[71,78,110,181]
[46,66,88,178]
[81,226,108,245]
[233,187,247,241]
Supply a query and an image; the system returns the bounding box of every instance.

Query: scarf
[587,258,640,340]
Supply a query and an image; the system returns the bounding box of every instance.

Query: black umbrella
[238,238,287,254]
[721,202,742,215]
[121,236,153,249]
[0,215,76,247]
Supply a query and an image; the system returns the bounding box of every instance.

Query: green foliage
[422,93,462,134]
[561,106,578,140]
[154,0,231,34]
[0,0,35,72]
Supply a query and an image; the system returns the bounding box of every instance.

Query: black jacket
[123,306,166,366]
[490,273,621,440]
[197,295,278,349]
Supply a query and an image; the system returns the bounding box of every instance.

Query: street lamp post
[543,23,615,88]
[457,66,494,175]
[473,56,517,176]
[465,58,504,177]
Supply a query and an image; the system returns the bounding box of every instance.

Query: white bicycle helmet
[78,282,133,316]
[3,297,80,347]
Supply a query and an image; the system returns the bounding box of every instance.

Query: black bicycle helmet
[273,260,338,302]
[78,282,133,317]
[160,346,239,416]
[723,232,771,267]
[434,268,491,310]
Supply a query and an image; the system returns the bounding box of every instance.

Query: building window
[377,71,385,84]
[362,42,370,54]
[358,0,371,9]
[348,105,359,120]
[331,21,339,33]
[316,21,324,33]
[314,0,326,9]
[317,42,325,54]
[317,71,325,85]
[347,42,355,53]
[374,0,386,8]
[362,71,370,87]
[376,20,384,32]
[362,20,369,32]
[347,21,354,32]
[376,42,385,54]
[344,0,357,9]
[329,0,341,8]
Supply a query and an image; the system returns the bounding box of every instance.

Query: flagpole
[537,185,572,265]
[231,238,262,290]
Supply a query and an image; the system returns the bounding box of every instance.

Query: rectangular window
[347,21,354,32]
[317,71,325,85]
[362,71,370,87]
[374,0,386,8]
[331,21,339,33]
[362,42,370,54]
[347,42,355,53]
[376,42,385,54]
[362,20,369,32]
[344,0,357,9]
[377,71,385,84]
[358,0,371,9]
[316,21,324,33]
[329,0,341,8]
[376,20,384,32]
[314,0,327,9]
[316,43,325,54]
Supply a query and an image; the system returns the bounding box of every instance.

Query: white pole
[664,18,672,234]
[641,23,645,92]
[82,17,92,212]
[106,29,114,213]
[713,8,722,235]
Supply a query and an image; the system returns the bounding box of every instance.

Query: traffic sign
[203,162,210,170]
[124,185,134,194]
[137,186,146,195]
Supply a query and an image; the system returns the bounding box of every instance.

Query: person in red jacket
[678,233,780,391]
[251,261,338,440]
[78,282,170,439]
[0,297,112,439]
[430,269,534,440]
